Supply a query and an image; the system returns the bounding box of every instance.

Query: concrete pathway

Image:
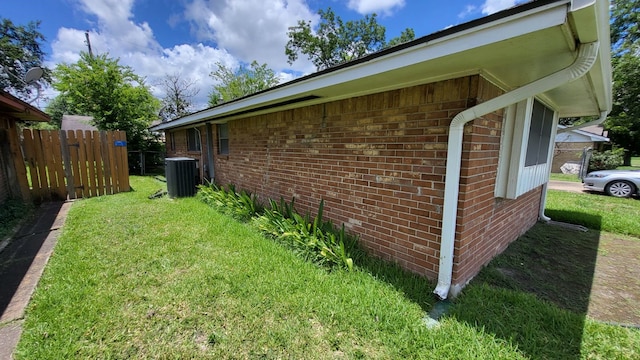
[0,201,72,360]
[548,180,585,193]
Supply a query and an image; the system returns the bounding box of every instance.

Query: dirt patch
[588,233,640,326]
[476,222,640,327]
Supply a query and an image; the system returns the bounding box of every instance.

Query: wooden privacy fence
[18,129,129,202]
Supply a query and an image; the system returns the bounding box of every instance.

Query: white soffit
[154,0,607,130]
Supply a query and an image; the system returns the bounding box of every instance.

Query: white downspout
[433,41,600,300]
[556,110,608,134]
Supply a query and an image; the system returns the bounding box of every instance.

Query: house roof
[151,0,611,132]
[556,124,609,142]
[61,115,98,132]
[0,90,50,122]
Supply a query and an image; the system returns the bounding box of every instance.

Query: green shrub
[197,182,263,221]
[588,149,624,171]
[197,183,357,271]
[255,198,358,271]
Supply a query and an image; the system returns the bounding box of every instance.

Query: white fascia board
[153,2,570,132]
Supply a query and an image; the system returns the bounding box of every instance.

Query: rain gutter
[433,41,600,300]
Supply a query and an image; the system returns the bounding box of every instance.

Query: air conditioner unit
[165,157,197,198]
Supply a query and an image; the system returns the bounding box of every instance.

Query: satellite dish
[24,67,44,84]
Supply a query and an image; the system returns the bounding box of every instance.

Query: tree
[285,8,415,70]
[606,0,640,162]
[0,18,51,99]
[158,73,199,122]
[208,61,279,106]
[52,52,160,150]
[43,95,77,129]
[610,0,640,54]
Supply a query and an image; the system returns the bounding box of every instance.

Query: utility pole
[85,31,94,58]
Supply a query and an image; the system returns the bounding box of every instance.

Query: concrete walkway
[0,201,72,360]
[548,180,585,193]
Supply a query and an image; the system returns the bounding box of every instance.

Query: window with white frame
[217,123,229,155]
[525,100,555,167]
[187,128,201,152]
[495,97,558,199]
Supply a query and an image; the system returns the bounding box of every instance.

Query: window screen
[525,100,554,167]
[187,128,201,152]
[218,123,229,155]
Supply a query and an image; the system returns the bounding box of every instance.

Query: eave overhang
[151,0,611,132]
[0,90,50,122]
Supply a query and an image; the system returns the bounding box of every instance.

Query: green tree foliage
[158,73,199,121]
[606,0,640,159]
[0,18,51,98]
[610,0,640,53]
[208,61,279,106]
[52,52,160,150]
[285,8,415,70]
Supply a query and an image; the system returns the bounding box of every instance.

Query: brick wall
[201,75,542,287]
[452,79,543,286]
[166,125,207,179]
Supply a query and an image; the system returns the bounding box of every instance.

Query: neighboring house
[60,114,98,132]
[0,90,50,204]
[552,124,609,173]
[151,0,611,299]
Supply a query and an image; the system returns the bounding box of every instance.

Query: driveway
[548,180,585,193]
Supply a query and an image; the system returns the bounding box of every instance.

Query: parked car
[582,170,640,198]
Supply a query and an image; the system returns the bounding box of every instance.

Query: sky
[2,0,522,109]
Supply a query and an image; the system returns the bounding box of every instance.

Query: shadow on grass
[448,212,602,359]
[353,253,437,313]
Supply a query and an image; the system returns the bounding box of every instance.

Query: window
[169,132,176,151]
[217,123,229,155]
[495,97,558,199]
[187,128,201,152]
[525,100,554,166]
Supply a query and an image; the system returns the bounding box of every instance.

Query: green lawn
[549,172,582,182]
[15,177,640,359]
[545,190,640,237]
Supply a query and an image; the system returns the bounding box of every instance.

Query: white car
[582,170,640,198]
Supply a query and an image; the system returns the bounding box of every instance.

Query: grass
[15,176,640,359]
[549,172,582,182]
[0,198,33,240]
[545,190,640,237]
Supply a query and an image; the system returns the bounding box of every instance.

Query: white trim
[434,42,600,300]
[151,2,571,132]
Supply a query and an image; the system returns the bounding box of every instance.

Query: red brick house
[151,0,611,299]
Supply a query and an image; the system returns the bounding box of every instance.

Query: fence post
[59,131,75,198]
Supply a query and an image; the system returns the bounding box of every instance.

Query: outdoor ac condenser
[165,157,197,198]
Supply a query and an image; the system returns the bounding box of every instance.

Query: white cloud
[49,0,318,110]
[480,0,517,15]
[183,0,318,73]
[347,0,405,16]
[458,5,478,19]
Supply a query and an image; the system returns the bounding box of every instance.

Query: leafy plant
[197,182,262,221]
[255,198,358,271]
[197,182,358,271]
[588,148,625,171]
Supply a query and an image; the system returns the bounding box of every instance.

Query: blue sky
[2,0,520,108]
